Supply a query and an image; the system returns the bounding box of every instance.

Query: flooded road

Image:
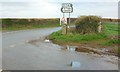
[2,27,118,70]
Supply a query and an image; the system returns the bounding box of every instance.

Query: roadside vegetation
[49,22,119,45]
[2,18,60,31]
[49,16,119,56]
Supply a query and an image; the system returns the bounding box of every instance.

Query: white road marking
[0,69,2,72]
[25,40,29,43]
[9,45,15,48]
[2,30,28,35]
[2,31,21,34]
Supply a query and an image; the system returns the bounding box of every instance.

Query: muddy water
[2,27,118,70]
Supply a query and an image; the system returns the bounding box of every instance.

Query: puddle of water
[64,45,93,53]
[66,46,78,52]
[71,61,81,68]
[61,45,102,56]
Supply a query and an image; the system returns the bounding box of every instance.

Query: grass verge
[49,30,107,44]
[48,22,119,56]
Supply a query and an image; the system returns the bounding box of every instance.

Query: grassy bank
[49,22,119,44]
[49,30,108,44]
[48,22,119,56]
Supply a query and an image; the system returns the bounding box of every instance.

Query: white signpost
[60,3,73,34]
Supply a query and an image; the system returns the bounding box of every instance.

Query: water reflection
[71,61,81,68]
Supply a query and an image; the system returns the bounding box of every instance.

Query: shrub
[75,16,101,34]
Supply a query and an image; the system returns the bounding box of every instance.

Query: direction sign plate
[61,3,73,13]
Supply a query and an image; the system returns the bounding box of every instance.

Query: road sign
[61,7,73,13]
[62,3,72,8]
[61,3,73,13]
[60,17,67,25]
[60,3,73,34]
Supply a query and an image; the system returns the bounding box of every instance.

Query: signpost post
[61,3,73,34]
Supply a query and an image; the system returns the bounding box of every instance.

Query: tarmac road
[2,27,118,70]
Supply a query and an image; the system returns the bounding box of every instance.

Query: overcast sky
[0,0,119,18]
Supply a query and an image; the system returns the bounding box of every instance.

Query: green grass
[103,39,120,46]
[49,22,119,44]
[48,30,107,44]
[102,22,118,36]
[101,22,119,46]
